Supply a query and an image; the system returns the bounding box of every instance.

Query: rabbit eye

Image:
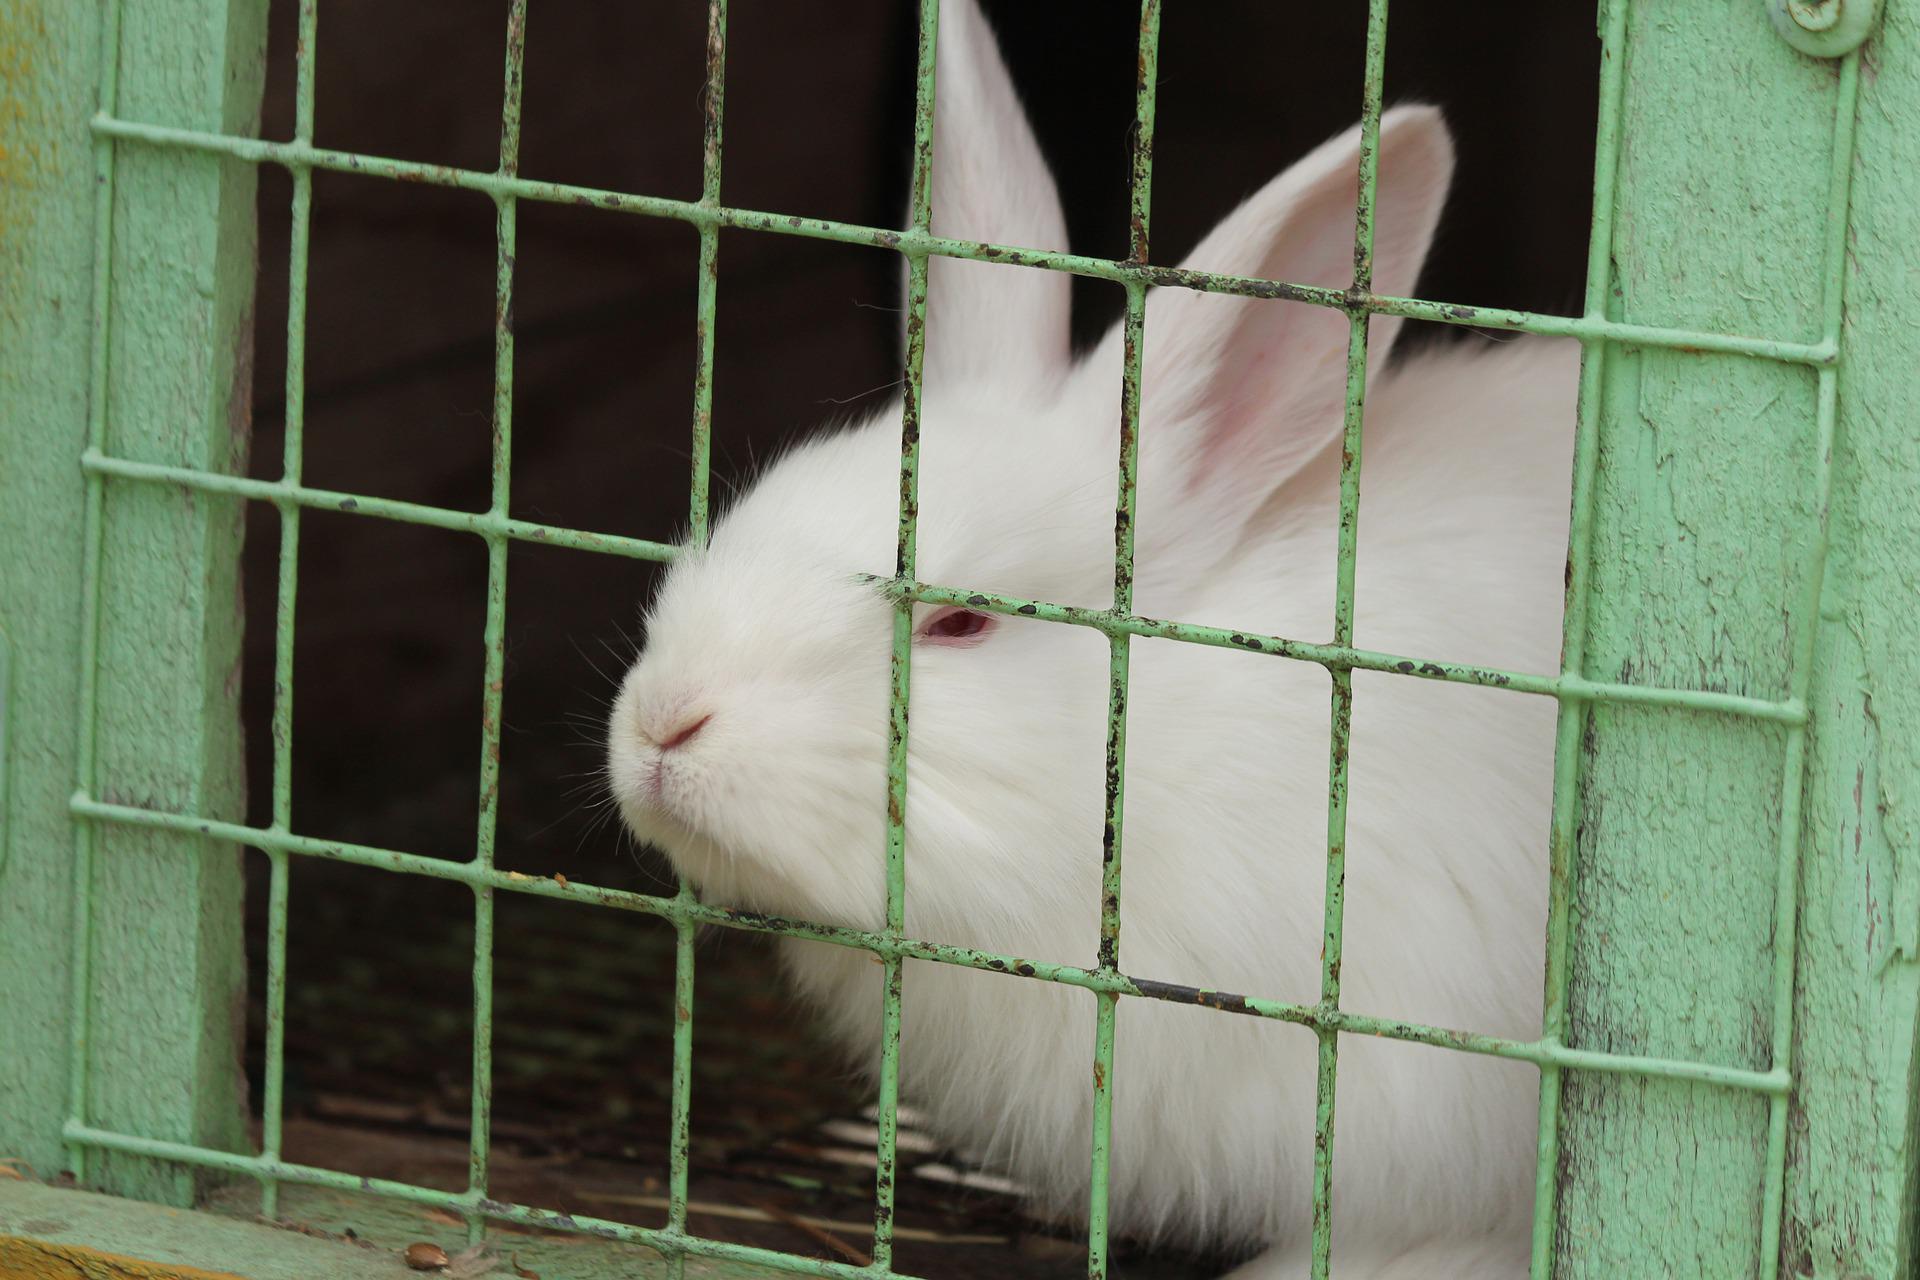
[919,606,994,646]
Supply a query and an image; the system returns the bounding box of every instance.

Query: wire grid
[59,1,1864,1277]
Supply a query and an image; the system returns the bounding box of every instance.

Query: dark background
[237,3,1599,1272]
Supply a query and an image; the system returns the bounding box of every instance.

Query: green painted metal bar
[1529,0,1633,1272]
[258,0,319,1222]
[73,438,1813,727]
[1085,997,1118,1277]
[663,904,696,1269]
[84,115,1839,367]
[1083,278,1140,1275]
[67,449,1820,725]
[885,581,1803,721]
[460,0,527,1243]
[1086,6,1157,1274]
[63,0,129,1190]
[67,445,1817,725]
[685,0,726,549]
[867,2,941,1265]
[79,452,677,561]
[1755,48,1864,1280]
[664,5,727,1274]
[66,795,1790,1097]
[1310,6,1389,1271]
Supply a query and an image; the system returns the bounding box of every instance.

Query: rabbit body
[765,336,1572,1259]
[608,1,1574,1270]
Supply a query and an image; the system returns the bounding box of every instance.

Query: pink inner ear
[919,606,995,647]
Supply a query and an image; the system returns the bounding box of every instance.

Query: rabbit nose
[652,711,711,752]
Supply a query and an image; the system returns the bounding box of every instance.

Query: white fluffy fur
[608,4,1574,1274]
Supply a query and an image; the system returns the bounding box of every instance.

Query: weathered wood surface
[0,0,267,1207]
[1556,2,1920,1276]
[0,0,103,1188]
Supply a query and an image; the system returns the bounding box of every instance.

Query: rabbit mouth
[607,740,698,843]
[624,757,697,836]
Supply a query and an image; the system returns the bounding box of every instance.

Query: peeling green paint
[1550,4,1920,1278]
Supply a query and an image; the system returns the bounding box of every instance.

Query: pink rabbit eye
[919,606,994,646]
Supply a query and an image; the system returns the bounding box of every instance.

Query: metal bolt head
[1765,0,1881,55]
[1786,0,1842,32]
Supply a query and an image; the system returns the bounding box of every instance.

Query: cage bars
[868,0,941,1262]
[1307,4,1392,1272]
[662,4,728,1271]
[1085,6,1160,1274]
[77,114,1841,370]
[1751,45,1864,1280]
[60,0,1863,1275]
[256,0,319,1224]
[455,0,528,1244]
[72,450,1807,724]
[63,794,1791,1095]
[1526,0,1633,1268]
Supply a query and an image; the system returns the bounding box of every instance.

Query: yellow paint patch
[0,1235,248,1280]
[0,0,48,249]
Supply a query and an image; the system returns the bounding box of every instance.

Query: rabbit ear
[1131,105,1454,547]
[906,0,1073,397]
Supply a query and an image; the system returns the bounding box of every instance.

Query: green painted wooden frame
[0,0,264,1212]
[2,0,1918,1276]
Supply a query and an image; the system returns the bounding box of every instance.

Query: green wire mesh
[60,0,1868,1277]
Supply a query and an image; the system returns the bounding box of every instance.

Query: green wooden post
[1552,2,1920,1275]
[1788,0,1920,1271]
[0,0,267,1206]
[0,0,107,1183]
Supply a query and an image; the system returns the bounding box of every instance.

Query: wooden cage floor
[241,857,1221,1278]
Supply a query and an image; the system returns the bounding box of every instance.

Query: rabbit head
[607,0,1455,935]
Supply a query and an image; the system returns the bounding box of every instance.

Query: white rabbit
[607,1,1574,1274]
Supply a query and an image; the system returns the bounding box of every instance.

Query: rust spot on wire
[1349,1014,1477,1052]
[394,165,462,187]
[1388,658,1510,686]
[497,253,516,335]
[499,6,526,177]
[700,3,725,184]
[1130,977,1258,1017]
[1142,264,1331,307]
